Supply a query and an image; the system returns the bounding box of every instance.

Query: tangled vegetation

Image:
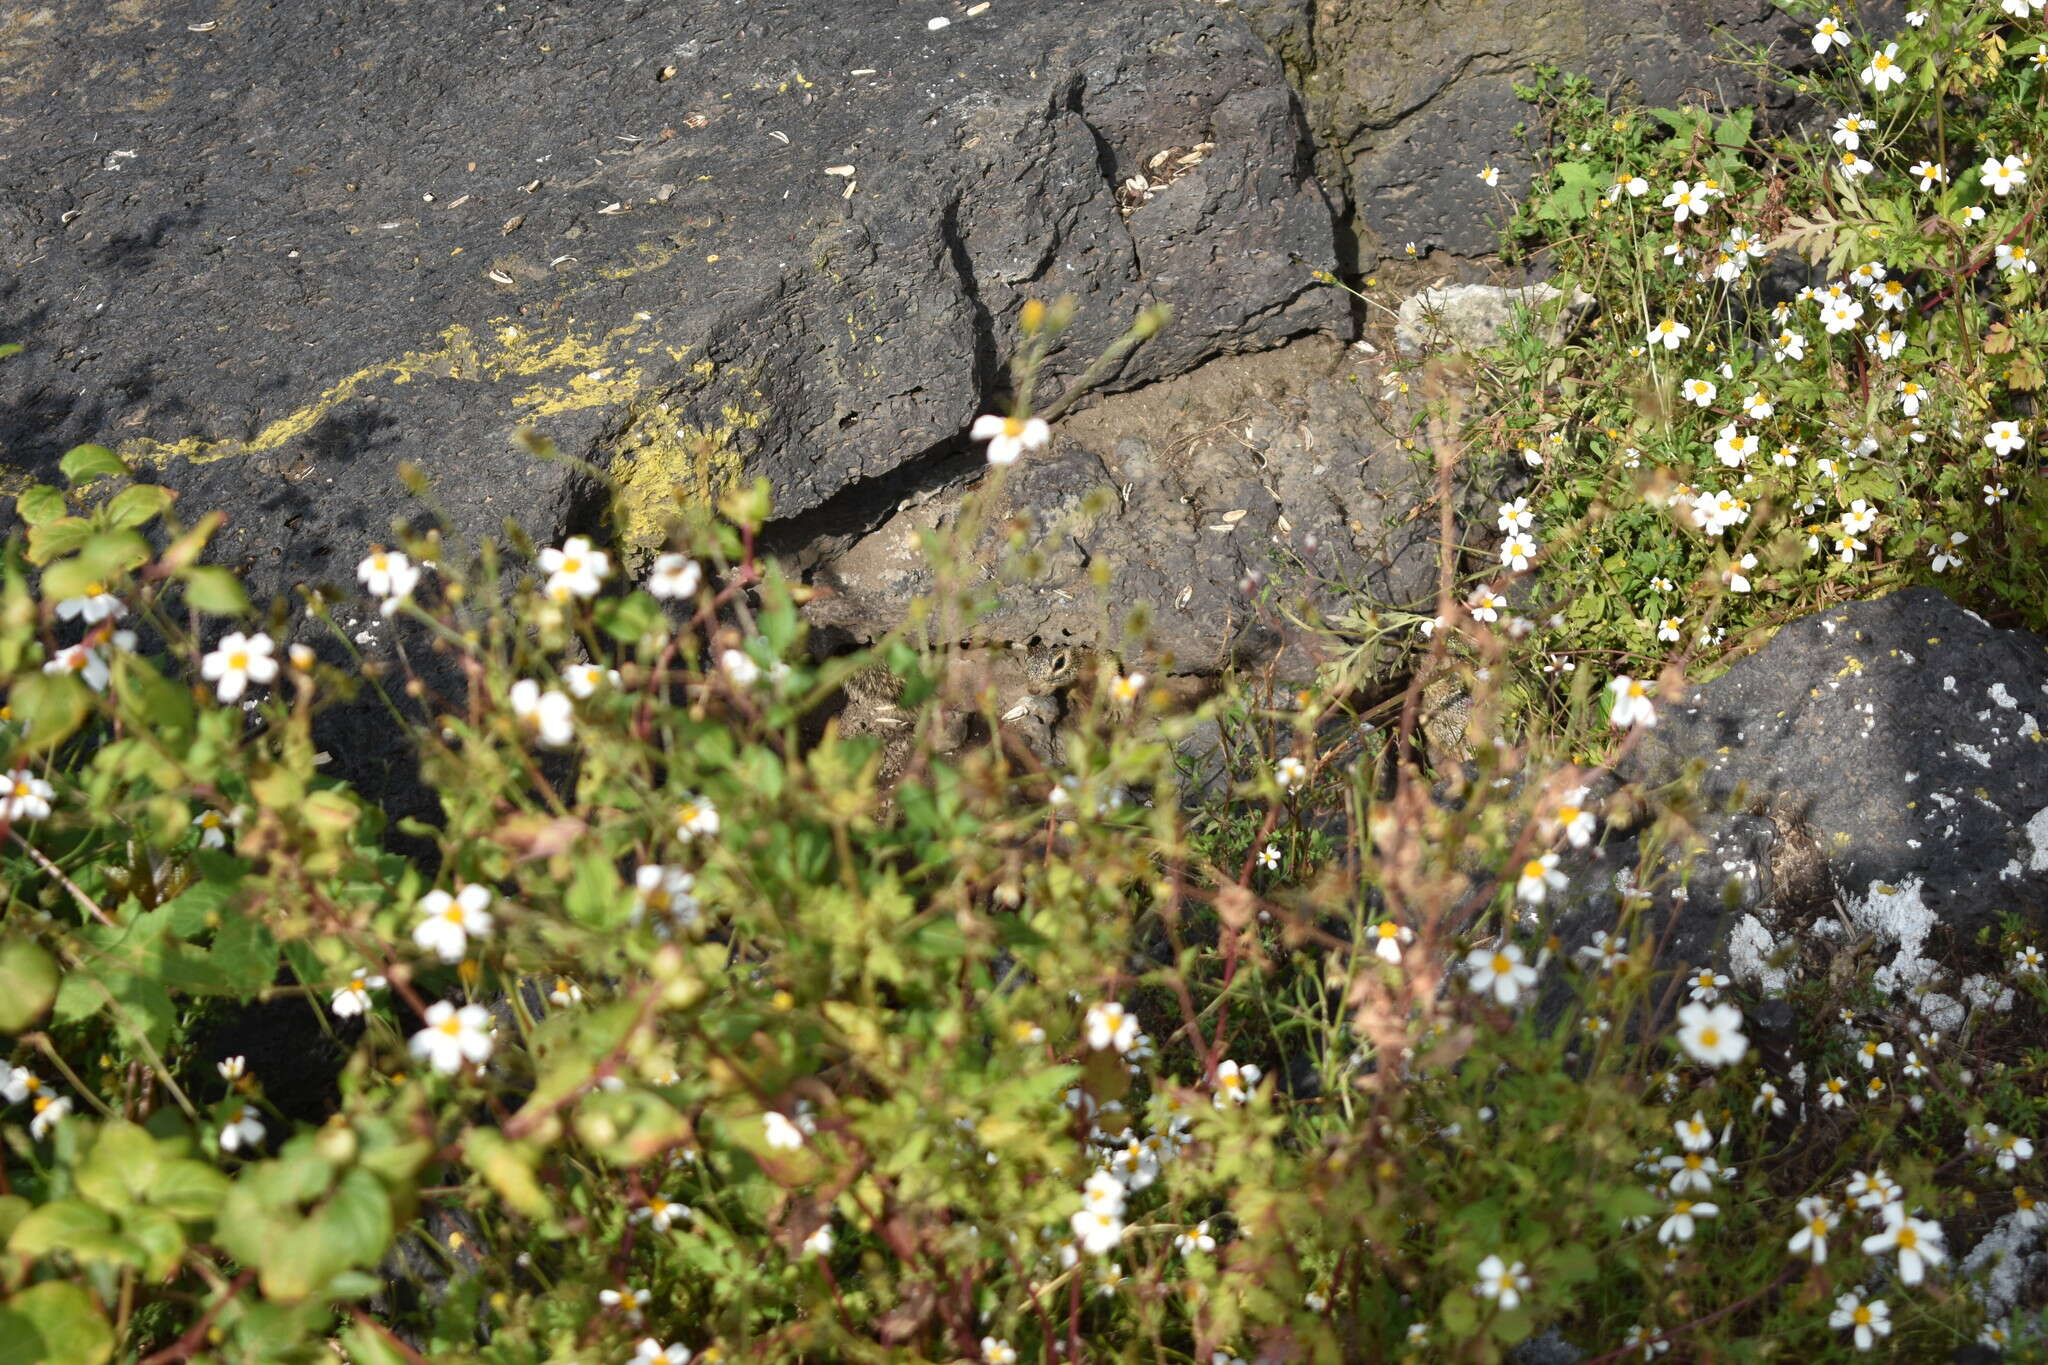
[2,3,2045,1362]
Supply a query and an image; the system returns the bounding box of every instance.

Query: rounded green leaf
[0,1282,113,1365]
[102,483,176,530]
[6,672,92,751]
[24,516,92,565]
[180,565,251,616]
[76,1121,161,1212]
[58,444,128,486]
[0,940,58,1032]
[11,486,65,527]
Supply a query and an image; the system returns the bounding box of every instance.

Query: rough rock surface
[1233,0,1884,272]
[1560,590,2048,1017]
[804,337,1459,677]
[0,0,1340,602]
[1392,281,1595,356]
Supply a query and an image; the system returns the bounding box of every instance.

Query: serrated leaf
[58,444,128,486]
[12,486,65,527]
[181,565,251,615]
[25,516,93,565]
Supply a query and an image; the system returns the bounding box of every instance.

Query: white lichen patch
[1961,973,2015,1013]
[1845,878,1941,995]
[1961,1208,2048,1319]
[1917,991,1965,1034]
[2026,805,2048,873]
[1727,913,1792,995]
[1989,682,2017,709]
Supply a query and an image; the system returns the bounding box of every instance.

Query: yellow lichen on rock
[606,398,762,554]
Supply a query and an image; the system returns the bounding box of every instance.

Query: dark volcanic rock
[1559,590,2048,1020]
[0,0,1341,603]
[803,337,1465,678]
[1235,0,1898,273]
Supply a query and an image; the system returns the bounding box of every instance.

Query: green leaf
[0,1198,28,1245]
[594,590,665,643]
[572,1088,690,1167]
[40,531,149,601]
[207,910,280,994]
[148,1159,232,1222]
[7,671,92,751]
[121,1206,186,1281]
[339,1323,419,1365]
[464,1128,554,1220]
[102,483,176,530]
[12,486,65,527]
[111,656,196,746]
[1438,1285,1479,1339]
[564,850,626,930]
[1714,107,1753,149]
[0,1282,114,1365]
[219,1152,394,1302]
[59,444,129,486]
[181,565,251,616]
[0,940,58,1032]
[25,516,93,565]
[301,1167,397,1295]
[75,1120,162,1212]
[0,342,21,361]
[8,1199,131,1268]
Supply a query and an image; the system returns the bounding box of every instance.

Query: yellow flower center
[1897,1226,1917,1249]
[1854,1306,1872,1325]
[1490,953,1513,974]
[1698,1029,1720,1048]
[438,1016,464,1036]
[228,651,250,671]
[1003,416,1027,438]
[1522,860,1546,880]
[442,906,465,923]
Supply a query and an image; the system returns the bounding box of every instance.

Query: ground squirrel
[834,644,1099,776]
